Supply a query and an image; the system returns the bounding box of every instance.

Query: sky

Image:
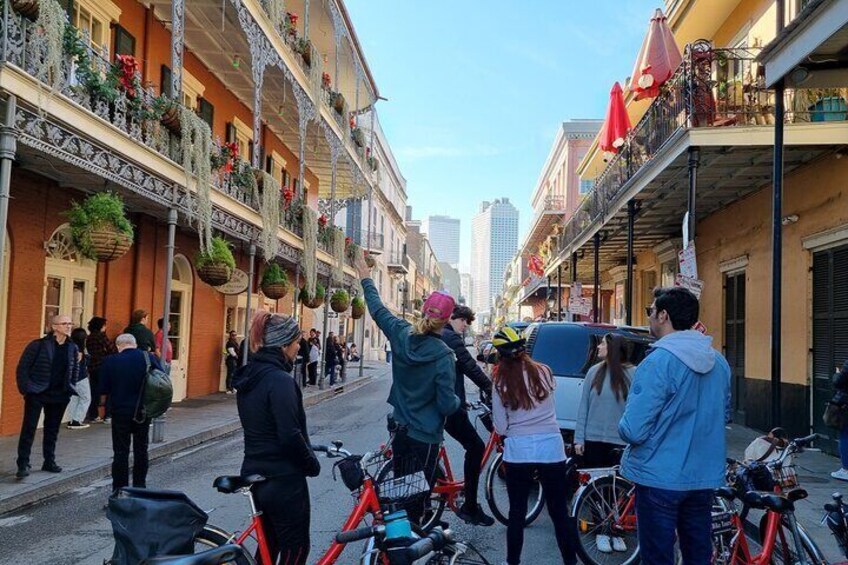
[345,0,659,273]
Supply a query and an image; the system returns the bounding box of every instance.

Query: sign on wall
[214,269,249,295]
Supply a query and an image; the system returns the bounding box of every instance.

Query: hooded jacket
[362,278,460,445]
[441,324,492,405]
[619,330,730,491]
[233,348,320,479]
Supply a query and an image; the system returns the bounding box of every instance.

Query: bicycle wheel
[425,541,492,564]
[376,459,446,532]
[484,452,544,526]
[572,475,639,565]
[759,516,826,565]
[194,525,257,565]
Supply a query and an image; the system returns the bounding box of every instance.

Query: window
[73,0,122,54]
[268,151,287,185]
[181,69,205,111]
[232,117,254,163]
[579,179,593,195]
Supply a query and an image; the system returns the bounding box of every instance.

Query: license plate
[712,512,734,534]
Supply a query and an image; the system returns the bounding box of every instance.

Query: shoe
[226,389,235,395]
[15,465,30,479]
[103,418,111,424]
[596,534,613,554]
[93,417,104,423]
[67,421,90,430]
[456,503,495,527]
[41,461,62,473]
[832,469,848,482]
[612,537,627,552]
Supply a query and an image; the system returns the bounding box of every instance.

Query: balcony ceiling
[522,209,566,255]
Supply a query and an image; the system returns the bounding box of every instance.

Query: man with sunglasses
[440,305,495,526]
[15,314,80,479]
[619,287,730,565]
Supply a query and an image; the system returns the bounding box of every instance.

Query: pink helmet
[421,291,455,321]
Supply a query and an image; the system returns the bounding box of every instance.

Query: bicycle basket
[377,470,429,505]
[333,455,365,492]
[770,463,798,489]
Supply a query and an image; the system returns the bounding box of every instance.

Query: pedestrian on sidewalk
[99,333,162,494]
[384,339,392,364]
[348,343,360,362]
[154,318,173,374]
[353,252,460,525]
[85,317,115,423]
[234,310,320,565]
[490,326,578,565]
[334,335,346,383]
[66,328,92,430]
[15,314,80,479]
[225,330,239,393]
[297,332,310,388]
[307,338,319,386]
[619,287,730,565]
[124,309,156,353]
[830,361,848,481]
[325,332,338,386]
[440,305,495,526]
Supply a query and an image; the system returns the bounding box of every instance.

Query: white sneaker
[612,537,627,552]
[832,469,848,482]
[596,534,613,553]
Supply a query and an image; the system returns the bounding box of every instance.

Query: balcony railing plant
[559,39,848,258]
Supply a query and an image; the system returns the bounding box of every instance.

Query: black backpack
[134,353,173,422]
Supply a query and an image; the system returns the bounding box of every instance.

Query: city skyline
[422,215,461,267]
[470,198,519,316]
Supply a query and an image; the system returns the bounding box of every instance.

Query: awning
[598,82,632,154]
[629,9,682,100]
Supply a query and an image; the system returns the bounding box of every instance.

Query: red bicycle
[376,401,545,530]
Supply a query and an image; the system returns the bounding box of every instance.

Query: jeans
[326,362,337,386]
[67,378,91,423]
[111,414,151,491]
[444,409,485,507]
[17,395,68,468]
[840,425,848,469]
[226,358,238,390]
[307,362,317,386]
[634,485,713,565]
[300,359,309,387]
[391,430,440,525]
[505,460,578,565]
[86,368,101,421]
[253,476,310,565]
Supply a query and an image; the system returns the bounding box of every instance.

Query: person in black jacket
[15,314,80,479]
[233,310,320,565]
[440,305,495,526]
[123,309,156,353]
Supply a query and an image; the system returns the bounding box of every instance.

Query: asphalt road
[0,372,565,565]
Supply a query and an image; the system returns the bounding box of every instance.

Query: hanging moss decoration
[265,0,286,32]
[332,228,345,284]
[301,206,318,300]
[254,170,282,261]
[181,106,213,252]
[33,0,66,112]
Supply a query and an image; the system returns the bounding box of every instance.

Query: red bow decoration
[349,116,357,129]
[115,55,140,98]
[318,214,328,227]
[528,254,545,277]
[282,186,294,208]
[286,12,298,28]
[345,237,352,247]
[222,142,239,173]
[322,72,332,89]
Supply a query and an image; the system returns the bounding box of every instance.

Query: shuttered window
[724,272,746,422]
[113,25,135,57]
[198,98,214,129]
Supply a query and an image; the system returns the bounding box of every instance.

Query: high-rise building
[460,273,473,307]
[470,199,519,317]
[439,262,461,298]
[422,215,460,266]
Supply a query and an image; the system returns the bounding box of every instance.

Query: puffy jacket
[233,349,320,479]
[440,325,492,405]
[123,323,156,353]
[619,330,730,491]
[362,278,460,444]
[16,335,79,396]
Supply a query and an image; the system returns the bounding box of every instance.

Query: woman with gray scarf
[233,310,320,565]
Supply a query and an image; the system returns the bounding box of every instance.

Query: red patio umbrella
[629,9,682,100]
[598,82,631,155]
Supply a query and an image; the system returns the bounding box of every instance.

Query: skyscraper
[422,215,460,266]
[460,273,473,306]
[470,199,519,316]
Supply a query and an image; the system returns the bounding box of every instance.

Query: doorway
[42,225,97,334]
[724,271,746,424]
[169,255,193,402]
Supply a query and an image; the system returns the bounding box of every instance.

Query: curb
[0,375,375,516]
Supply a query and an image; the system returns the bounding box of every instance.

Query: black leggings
[253,476,311,565]
[505,460,578,565]
[444,409,485,506]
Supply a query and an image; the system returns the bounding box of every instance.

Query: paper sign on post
[674,273,704,299]
[678,243,698,279]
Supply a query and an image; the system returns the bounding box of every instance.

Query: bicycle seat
[213,474,266,494]
[714,486,736,501]
[786,488,808,502]
[742,491,794,512]
[142,545,245,565]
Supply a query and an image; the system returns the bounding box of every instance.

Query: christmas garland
[301,206,318,300]
[255,171,282,261]
[180,106,213,251]
[332,227,345,284]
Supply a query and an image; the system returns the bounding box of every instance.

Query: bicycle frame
[315,476,385,565]
[431,429,501,512]
[723,506,800,564]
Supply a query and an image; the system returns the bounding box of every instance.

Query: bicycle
[376,401,545,530]
[340,524,492,564]
[823,492,848,558]
[141,545,248,565]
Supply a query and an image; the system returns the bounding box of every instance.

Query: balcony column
[545,275,551,320]
[771,0,786,428]
[242,242,257,366]
[293,265,301,321]
[170,0,185,100]
[319,140,343,387]
[687,147,700,242]
[161,193,178,361]
[0,95,17,284]
[294,87,315,201]
[626,199,636,326]
[359,182,373,379]
[557,264,562,322]
[328,2,344,92]
[248,42,273,169]
[303,0,310,38]
[593,232,601,323]
[570,251,577,322]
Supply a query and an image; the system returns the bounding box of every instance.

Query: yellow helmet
[492,326,526,357]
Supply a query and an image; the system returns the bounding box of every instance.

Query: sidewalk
[726,423,844,560]
[0,363,388,516]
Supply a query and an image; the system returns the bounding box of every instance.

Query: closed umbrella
[629,8,682,100]
[598,82,632,156]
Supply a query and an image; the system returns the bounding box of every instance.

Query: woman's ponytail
[248,310,272,353]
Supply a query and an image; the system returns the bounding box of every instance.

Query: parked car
[524,322,653,440]
[506,321,530,335]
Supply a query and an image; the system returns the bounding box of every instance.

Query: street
[0,375,562,565]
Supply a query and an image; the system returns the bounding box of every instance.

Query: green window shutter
[282,168,288,187]
[265,155,273,174]
[160,65,172,98]
[198,98,214,129]
[57,0,74,19]
[114,25,135,57]
[225,122,236,143]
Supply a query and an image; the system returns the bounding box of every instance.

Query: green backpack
[133,352,173,422]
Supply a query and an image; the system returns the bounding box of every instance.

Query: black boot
[456,502,495,526]
[15,464,30,479]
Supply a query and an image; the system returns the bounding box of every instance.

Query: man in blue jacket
[619,287,729,565]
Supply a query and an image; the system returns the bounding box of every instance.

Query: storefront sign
[214,269,249,295]
[674,273,704,299]
[568,296,593,316]
[678,243,698,279]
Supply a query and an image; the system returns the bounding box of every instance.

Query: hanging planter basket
[300,285,325,309]
[332,92,345,114]
[352,128,365,148]
[88,225,132,262]
[197,263,233,286]
[11,0,39,19]
[351,300,365,319]
[330,291,350,313]
[262,282,289,300]
[298,40,313,68]
[160,104,182,135]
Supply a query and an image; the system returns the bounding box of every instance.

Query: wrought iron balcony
[346,228,384,251]
[387,252,409,275]
[542,195,566,211]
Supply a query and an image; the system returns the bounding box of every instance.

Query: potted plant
[367,156,379,172]
[351,126,365,148]
[66,192,134,262]
[351,296,365,319]
[11,0,40,20]
[330,289,350,313]
[330,91,345,115]
[295,38,312,68]
[299,283,326,309]
[154,96,182,134]
[195,236,235,286]
[261,263,290,299]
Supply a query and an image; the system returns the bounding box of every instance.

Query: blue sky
[346,1,659,272]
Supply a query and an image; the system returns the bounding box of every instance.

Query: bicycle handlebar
[311,444,353,459]
[792,433,820,448]
[335,525,383,544]
[405,529,452,560]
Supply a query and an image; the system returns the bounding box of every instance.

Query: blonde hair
[411,317,447,336]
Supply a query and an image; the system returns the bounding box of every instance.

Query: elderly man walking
[15,314,79,479]
[99,333,162,494]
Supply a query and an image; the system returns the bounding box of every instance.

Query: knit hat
[421,291,455,321]
[263,315,302,348]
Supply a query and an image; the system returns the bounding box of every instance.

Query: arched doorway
[169,255,193,401]
[42,224,97,334]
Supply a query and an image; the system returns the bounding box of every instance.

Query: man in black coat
[15,314,80,478]
[440,305,494,526]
